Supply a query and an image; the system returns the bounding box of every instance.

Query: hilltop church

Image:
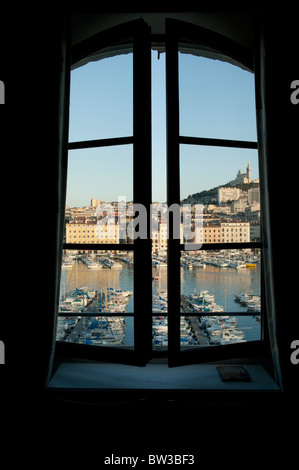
[230,161,259,185]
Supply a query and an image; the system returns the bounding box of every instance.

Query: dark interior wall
[2,5,297,387]
[1,10,70,393]
[257,9,299,394]
[70,10,256,49]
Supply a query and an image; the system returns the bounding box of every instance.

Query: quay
[181,295,209,345]
[67,317,85,342]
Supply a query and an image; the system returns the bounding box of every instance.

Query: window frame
[56,18,267,367]
[56,19,152,366]
[165,19,265,366]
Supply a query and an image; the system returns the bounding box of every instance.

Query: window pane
[69,51,133,142]
[152,316,168,350]
[152,265,168,350]
[58,250,134,346]
[180,145,260,244]
[181,314,261,348]
[152,263,167,314]
[57,315,134,348]
[66,145,133,244]
[59,250,134,313]
[180,249,261,349]
[179,51,257,142]
[152,50,166,204]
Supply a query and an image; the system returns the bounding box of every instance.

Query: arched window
[57,18,263,367]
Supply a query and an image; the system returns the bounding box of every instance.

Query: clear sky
[66,50,258,207]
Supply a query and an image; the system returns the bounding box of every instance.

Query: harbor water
[59,251,261,348]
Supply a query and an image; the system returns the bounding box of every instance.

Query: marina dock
[181,296,209,345]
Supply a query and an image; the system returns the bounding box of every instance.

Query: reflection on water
[57,250,261,349]
[60,256,134,313]
[151,261,261,349]
[181,265,260,311]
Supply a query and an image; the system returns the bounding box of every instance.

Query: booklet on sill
[216,365,251,382]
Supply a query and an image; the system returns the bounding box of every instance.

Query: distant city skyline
[66,51,258,208]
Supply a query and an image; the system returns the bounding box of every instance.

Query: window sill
[47,360,279,392]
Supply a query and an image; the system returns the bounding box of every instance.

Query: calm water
[60,259,261,345]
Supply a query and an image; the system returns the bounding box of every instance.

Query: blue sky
[67,50,258,206]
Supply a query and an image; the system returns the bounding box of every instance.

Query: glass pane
[180,145,260,244]
[69,50,133,142]
[152,264,168,350]
[151,49,168,352]
[181,314,260,348]
[152,263,167,314]
[179,51,257,142]
[57,315,134,348]
[152,49,167,204]
[66,145,133,244]
[180,249,261,349]
[59,250,134,314]
[58,250,134,347]
[152,316,168,350]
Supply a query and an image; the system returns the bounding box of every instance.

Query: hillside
[182,181,259,204]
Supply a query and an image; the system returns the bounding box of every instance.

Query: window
[57,20,151,365]
[166,19,261,365]
[57,19,263,367]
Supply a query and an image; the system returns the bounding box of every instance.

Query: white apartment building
[220,222,250,243]
[202,222,250,243]
[218,187,240,203]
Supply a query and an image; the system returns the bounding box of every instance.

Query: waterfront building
[203,221,250,244]
[66,218,250,247]
[66,220,119,244]
[220,222,250,243]
[203,223,221,244]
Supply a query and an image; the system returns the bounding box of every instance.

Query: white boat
[113,289,132,297]
[220,330,246,344]
[153,324,168,334]
[192,262,206,268]
[87,261,103,269]
[216,261,229,268]
[230,261,246,269]
[110,261,123,268]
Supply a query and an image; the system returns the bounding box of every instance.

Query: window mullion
[179,136,258,150]
[68,136,134,150]
[166,20,181,363]
[133,20,152,361]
